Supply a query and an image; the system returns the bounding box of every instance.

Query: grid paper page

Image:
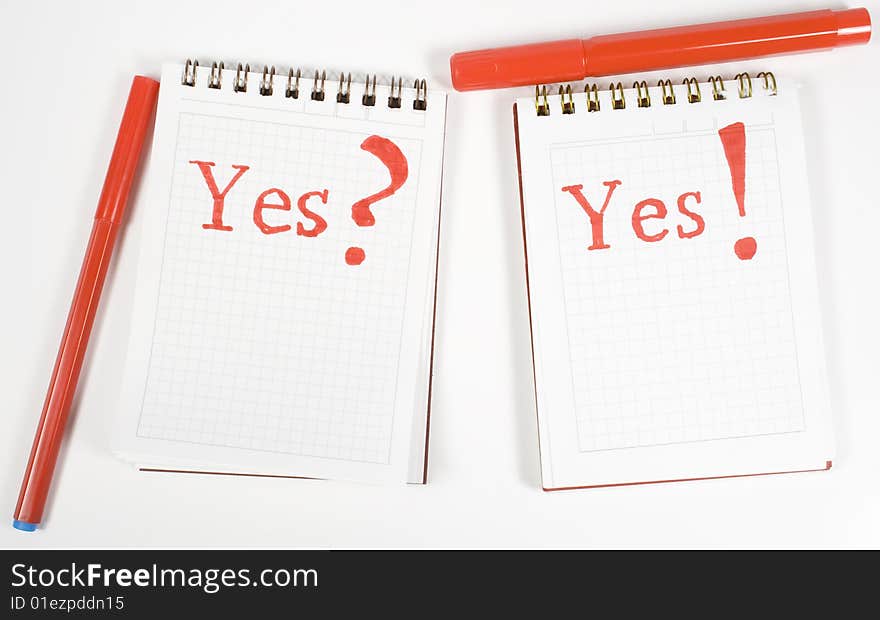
[516,79,833,489]
[115,64,446,483]
[550,127,803,452]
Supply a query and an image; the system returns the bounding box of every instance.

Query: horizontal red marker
[450,8,871,91]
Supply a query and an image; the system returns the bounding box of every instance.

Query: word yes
[561,180,705,249]
[188,135,408,266]
[191,161,329,237]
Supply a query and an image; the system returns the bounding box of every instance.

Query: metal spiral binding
[610,82,625,109]
[180,59,429,111]
[558,85,575,114]
[259,66,275,96]
[585,84,600,112]
[757,72,777,95]
[535,85,549,116]
[208,62,223,89]
[286,69,301,99]
[658,79,675,105]
[337,73,352,104]
[413,79,428,111]
[311,70,326,101]
[182,59,198,86]
[363,75,377,106]
[388,77,403,108]
[534,72,777,116]
[735,73,752,99]
[634,80,650,108]
[234,63,249,93]
[683,77,701,103]
[709,76,725,100]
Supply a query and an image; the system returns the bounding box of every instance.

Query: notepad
[515,74,833,490]
[114,62,446,484]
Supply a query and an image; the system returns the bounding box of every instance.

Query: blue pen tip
[13,520,37,532]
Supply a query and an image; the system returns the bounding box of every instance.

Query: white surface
[517,82,833,488]
[1,0,878,548]
[114,63,446,484]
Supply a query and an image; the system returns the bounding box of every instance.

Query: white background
[1,0,877,548]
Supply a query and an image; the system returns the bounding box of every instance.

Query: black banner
[0,549,866,616]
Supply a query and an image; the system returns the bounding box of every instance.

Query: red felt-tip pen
[450,8,871,91]
[13,75,159,532]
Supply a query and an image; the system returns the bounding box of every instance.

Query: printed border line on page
[134,112,184,442]
[381,137,425,465]
[548,126,807,454]
[548,121,777,153]
[135,120,423,465]
[769,126,807,433]
[135,111,427,467]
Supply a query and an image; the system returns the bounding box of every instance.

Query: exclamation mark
[718,122,757,260]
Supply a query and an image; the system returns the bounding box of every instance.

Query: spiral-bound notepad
[115,61,447,484]
[515,73,833,490]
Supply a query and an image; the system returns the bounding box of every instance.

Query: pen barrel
[450,8,871,91]
[13,75,157,529]
[15,220,119,525]
[584,9,871,76]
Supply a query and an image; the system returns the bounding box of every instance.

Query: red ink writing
[561,181,706,249]
[560,181,621,250]
[189,135,409,266]
[347,135,409,265]
[718,122,757,260]
[632,198,669,242]
[296,189,329,238]
[253,188,292,235]
[676,191,705,239]
[345,247,366,266]
[189,161,250,231]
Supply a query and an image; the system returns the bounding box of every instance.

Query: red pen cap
[450,8,871,91]
[451,38,587,92]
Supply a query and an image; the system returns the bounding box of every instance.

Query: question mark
[346,135,409,265]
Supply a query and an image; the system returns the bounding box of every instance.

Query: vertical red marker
[13,76,159,531]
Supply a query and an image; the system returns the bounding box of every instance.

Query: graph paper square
[115,64,446,483]
[516,80,833,488]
